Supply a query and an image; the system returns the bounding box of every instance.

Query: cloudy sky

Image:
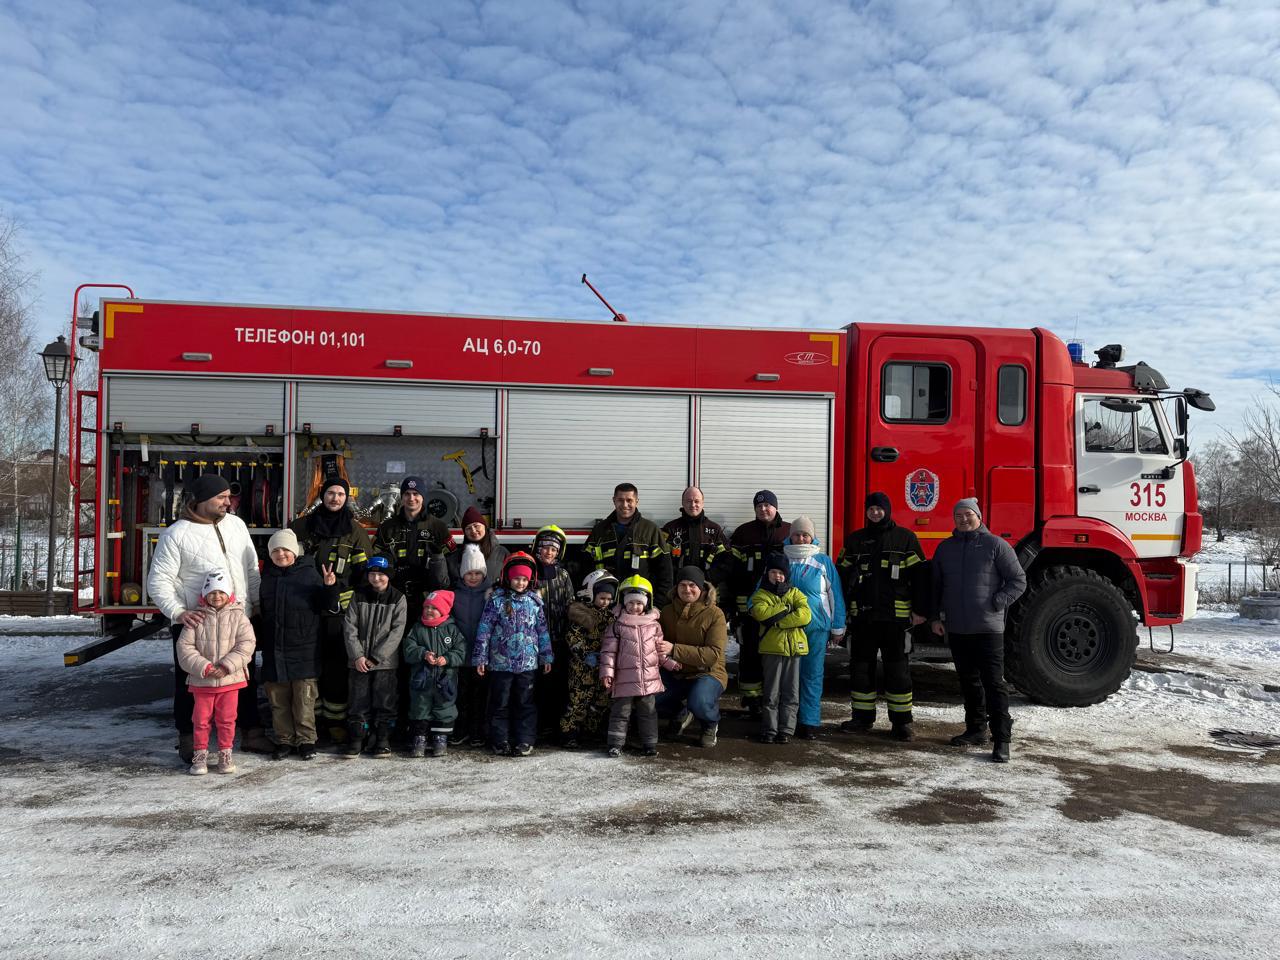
[3,0,1278,438]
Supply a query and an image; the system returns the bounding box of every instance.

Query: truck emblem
[905,468,940,512]
[785,351,829,366]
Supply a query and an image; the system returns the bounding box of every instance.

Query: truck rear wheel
[1005,565,1137,707]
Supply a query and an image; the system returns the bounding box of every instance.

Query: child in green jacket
[402,590,468,758]
[749,554,812,744]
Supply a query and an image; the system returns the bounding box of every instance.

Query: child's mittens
[201,662,216,678]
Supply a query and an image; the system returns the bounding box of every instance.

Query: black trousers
[487,671,537,748]
[607,695,657,749]
[948,632,1013,742]
[171,623,260,734]
[849,619,913,725]
[455,669,489,740]
[737,617,763,700]
[316,614,348,725]
[536,638,569,736]
[347,669,398,727]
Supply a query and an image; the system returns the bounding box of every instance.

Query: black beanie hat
[866,491,892,517]
[676,566,706,591]
[764,553,790,578]
[187,473,230,504]
[322,476,350,497]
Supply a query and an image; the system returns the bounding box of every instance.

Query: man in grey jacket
[930,498,1027,762]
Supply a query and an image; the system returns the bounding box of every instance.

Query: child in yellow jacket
[749,553,812,743]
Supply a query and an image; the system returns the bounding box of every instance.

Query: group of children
[176,530,818,775]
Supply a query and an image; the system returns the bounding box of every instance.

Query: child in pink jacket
[176,569,257,776]
[600,576,678,758]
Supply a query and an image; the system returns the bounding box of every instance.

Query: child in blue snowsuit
[782,515,846,738]
[470,552,553,757]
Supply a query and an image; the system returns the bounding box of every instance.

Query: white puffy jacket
[147,513,261,620]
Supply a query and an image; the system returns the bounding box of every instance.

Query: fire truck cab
[847,324,1211,705]
[66,294,1212,707]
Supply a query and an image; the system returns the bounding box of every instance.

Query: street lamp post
[40,336,71,616]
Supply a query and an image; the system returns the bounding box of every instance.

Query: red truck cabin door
[866,336,978,551]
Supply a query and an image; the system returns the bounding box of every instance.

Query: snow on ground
[2,613,1279,959]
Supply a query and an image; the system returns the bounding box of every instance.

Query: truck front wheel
[1005,565,1137,707]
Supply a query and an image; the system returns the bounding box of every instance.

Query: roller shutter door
[505,390,690,528]
[698,396,832,545]
[105,376,284,434]
[295,383,496,436]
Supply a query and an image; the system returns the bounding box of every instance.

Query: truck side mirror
[1184,388,1215,412]
[1101,398,1142,414]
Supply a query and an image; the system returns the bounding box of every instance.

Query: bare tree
[1229,386,1280,566]
[1195,440,1242,542]
[0,216,48,532]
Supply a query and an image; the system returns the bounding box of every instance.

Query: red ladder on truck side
[70,389,99,613]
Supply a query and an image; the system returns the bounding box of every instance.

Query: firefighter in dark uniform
[582,483,673,602]
[836,491,927,741]
[724,490,791,717]
[661,486,730,585]
[373,475,454,744]
[288,477,373,741]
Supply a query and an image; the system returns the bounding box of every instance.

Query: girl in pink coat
[176,569,258,776]
[600,576,678,758]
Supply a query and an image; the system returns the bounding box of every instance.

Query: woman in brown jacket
[656,566,728,747]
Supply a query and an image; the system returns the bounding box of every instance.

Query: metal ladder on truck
[63,284,168,666]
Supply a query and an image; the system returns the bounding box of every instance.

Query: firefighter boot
[370,725,392,757]
[342,722,366,758]
[949,723,991,747]
[839,716,875,734]
[240,727,274,754]
[891,722,915,742]
[992,741,1011,763]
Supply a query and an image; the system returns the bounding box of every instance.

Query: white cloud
[2,0,1278,442]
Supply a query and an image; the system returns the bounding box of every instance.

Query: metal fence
[0,534,73,592]
[1199,560,1280,603]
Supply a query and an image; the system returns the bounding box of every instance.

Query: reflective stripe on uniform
[738,681,763,697]
[851,691,877,712]
[885,691,913,713]
[316,698,347,720]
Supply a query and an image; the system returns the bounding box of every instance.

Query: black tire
[1005,565,1137,706]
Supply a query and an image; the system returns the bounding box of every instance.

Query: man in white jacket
[148,474,268,761]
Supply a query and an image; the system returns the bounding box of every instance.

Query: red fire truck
[63,288,1214,707]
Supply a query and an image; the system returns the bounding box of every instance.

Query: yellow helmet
[533,524,567,559]
[617,575,654,611]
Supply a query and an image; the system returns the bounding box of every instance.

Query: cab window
[882,363,950,423]
[997,365,1027,426]
[1137,402,1167,455]
[1082,399,1134,452]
